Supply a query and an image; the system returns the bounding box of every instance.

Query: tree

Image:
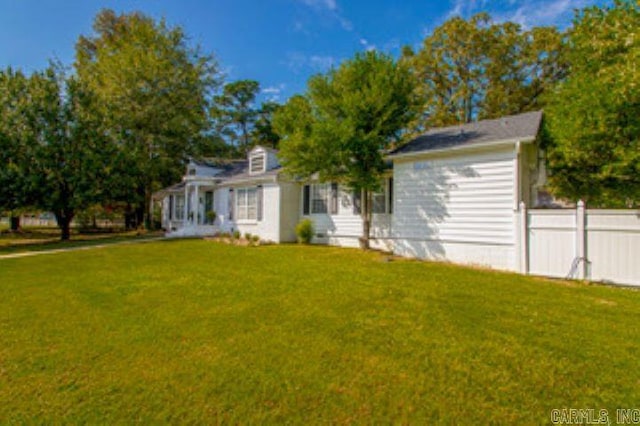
[75,9,219,228]
[274,51,420,248]
[0,68,36,231]
[211,79,260,155]
[27,66,112,240]
[405,14,564,130]
[543,0,640,207]
[252,101,282,149]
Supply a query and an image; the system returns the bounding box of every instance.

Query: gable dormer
[249,146,279,175]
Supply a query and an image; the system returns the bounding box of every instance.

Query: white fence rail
[522,202,640,286]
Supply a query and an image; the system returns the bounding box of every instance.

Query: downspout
[515,140,522,210]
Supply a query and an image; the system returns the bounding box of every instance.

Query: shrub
[244,232,252,241]
[232,230,240,239]
[251,235,260,243]
[295,219,314,244]
[206,211,217,224]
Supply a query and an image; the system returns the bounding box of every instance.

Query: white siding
[392,147,517,271]
[279,182,301,242]
[303,185,392,249]
[215,183,282,242]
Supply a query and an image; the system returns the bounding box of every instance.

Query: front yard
[1,240,639,423]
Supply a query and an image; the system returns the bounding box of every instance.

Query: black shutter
[388,178,393,214]
[353,189,362,215]
[168,195,174,220]
[330,183,338,214]
[257,185,263,221]
[228,188,234,221]
[303,185,310,215]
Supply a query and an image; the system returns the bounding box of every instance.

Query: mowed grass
[1,240,639,423]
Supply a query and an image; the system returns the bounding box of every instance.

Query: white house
[156,146,300,243]
[157,111,545,270]
[387,110,544,271]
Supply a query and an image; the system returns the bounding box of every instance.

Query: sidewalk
[0,236,166,260]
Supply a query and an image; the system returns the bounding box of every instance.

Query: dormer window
[188,168,196,176]
[250,153,265,174]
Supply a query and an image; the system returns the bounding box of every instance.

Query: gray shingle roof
[390,110,543,156]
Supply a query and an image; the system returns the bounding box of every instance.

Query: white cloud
[299,0,337,11]
[285,52,336,73]
[441,0,588,29]
[359,38,376,52]
[296,0,353,32]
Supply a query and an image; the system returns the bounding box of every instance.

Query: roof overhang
[386,136,536,162]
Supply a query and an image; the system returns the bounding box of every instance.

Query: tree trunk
[9,215,20,232]
[359,189,372,250]
[54,210,74,241]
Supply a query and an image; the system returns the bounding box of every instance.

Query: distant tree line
[1,1,638,240]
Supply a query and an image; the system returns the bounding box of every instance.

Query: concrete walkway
[0,236,166,260]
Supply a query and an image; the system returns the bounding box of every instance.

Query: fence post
[519,201,529,274]
[576,200,586,279]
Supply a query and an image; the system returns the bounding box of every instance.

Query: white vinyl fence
[521,201,640,286]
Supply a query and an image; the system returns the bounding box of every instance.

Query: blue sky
[0,0,609,103]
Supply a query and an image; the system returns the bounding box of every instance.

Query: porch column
[184,184,189,225]
[194,184,200,225]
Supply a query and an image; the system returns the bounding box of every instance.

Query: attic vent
[250,153,265,174]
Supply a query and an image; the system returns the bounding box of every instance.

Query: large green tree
[405,13,564,130]
[0,68,36,231]
[211,79,261,155]
[544,0,640,207]
[274,51,420,248]
[75,9,219,228]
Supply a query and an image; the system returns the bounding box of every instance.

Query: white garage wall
[392,147,517,271]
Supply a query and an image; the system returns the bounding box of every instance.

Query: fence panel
[586,210,640,286]
[527,210,576,279]
[527,207,640,286]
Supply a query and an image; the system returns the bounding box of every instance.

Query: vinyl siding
[392,147,517,270]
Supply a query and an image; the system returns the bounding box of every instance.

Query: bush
[232,230,240,239]
[295,219,314,244]
[251,235,260,243]
[244,232,252,241]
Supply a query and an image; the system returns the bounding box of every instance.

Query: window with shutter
[228,189,234,220]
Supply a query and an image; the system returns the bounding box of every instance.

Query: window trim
[235,186,259,222]
[302,183,338,215]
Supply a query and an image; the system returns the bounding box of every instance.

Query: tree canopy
[274,51,420,247]
[543,0,640,207]
[405,13,564,130]
[75,9,220,227]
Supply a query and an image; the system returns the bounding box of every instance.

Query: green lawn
[1,241,639,423]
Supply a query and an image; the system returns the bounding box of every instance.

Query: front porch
[160,177,219,237]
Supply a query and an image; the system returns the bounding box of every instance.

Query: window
[168,195,174,220]
[250,153,265,174]
[236,187,258,221]
[372,178,393,214]
[372,189,386,214]
[311,184,329,214]
[303,183,338,215]
[174,195,185,220]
